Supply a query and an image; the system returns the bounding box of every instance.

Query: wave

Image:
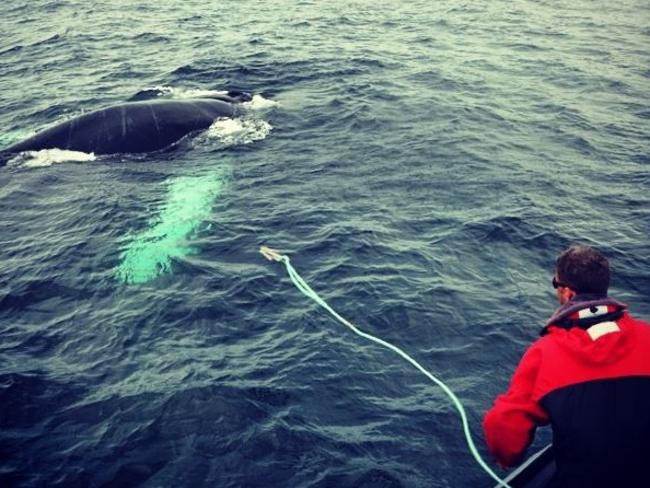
[8,149,96,168]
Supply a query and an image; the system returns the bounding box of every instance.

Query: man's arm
[483,346,549,467]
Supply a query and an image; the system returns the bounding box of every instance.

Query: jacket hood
[543,294,627,331]
[542,295,632,366]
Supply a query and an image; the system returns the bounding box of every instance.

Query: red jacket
[483,296,650,486]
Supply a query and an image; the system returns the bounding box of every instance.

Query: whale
[0,91,251,165]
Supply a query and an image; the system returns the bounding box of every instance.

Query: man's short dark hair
[555,244,610,297]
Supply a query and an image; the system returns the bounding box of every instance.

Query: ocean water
[1,1,649,486]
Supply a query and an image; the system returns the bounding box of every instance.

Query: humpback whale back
[1,98,237,164]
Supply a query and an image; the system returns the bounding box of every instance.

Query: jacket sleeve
[483,346,549,467]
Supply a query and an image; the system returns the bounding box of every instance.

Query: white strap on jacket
[587,321,620,340]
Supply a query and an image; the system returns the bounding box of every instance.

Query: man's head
[553,244,610,303]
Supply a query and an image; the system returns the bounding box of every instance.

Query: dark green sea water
[1,1,649,486]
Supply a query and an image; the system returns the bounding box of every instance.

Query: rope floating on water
[260,245,511,488]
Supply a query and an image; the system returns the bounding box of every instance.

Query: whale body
[1,93,250,165]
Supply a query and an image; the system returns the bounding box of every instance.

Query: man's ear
[561,287,577,303]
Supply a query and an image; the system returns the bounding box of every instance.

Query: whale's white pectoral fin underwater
[0,91,253,166]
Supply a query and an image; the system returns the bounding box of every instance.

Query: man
[483,244,650,487]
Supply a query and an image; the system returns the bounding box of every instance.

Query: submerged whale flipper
[1,96,246,165]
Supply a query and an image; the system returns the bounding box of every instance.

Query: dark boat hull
[494,445,555,488]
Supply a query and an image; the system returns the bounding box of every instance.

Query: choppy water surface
[1,1,649,486]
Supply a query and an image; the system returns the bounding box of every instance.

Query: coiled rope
[260,246,510,488]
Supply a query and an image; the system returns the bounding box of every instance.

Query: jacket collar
[541,294,627,335]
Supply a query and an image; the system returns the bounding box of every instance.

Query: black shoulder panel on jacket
[540,376,650,487]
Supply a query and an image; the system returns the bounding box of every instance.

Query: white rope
[260,246,510,487]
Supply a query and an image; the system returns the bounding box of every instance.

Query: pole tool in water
[260,246,511,488]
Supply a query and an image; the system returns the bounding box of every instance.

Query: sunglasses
[552,277,569,289]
